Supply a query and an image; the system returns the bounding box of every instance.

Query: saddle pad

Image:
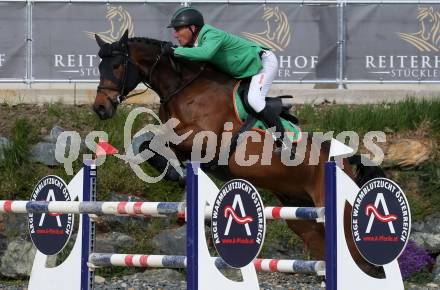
[232,82,302,143]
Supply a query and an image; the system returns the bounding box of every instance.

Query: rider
[163,7,288,153]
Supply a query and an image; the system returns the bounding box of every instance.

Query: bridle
[97,42,158,108]
[97,41,205,108]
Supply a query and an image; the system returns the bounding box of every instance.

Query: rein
[160,63,205,105]
[98,41,205,107]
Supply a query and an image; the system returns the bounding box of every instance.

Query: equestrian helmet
[168,7,204,28]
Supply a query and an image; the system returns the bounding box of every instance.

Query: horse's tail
[348,155,386,187]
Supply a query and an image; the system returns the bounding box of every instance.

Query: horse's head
[93,30,163,119]
[418,7,440,43]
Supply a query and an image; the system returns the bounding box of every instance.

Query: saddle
[225,79,302,160]
[203,79,302,171]
[236,78,299,126]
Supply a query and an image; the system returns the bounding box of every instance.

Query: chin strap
[189,26,199,47]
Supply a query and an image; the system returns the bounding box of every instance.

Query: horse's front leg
[132,130,186,186]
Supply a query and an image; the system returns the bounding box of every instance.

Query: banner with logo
[211,179,266,268]
[351,177,410,266]
[31,3,338,81]
[0,2,27,79]
[32,3,180,80]
[2,2,440,83]
[345,4,440,81]
[29,175,74,256]
[193,3,339,81]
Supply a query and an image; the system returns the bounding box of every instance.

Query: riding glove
[161,42,176,56]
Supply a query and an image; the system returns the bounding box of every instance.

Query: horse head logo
[241,6,291,52]
[85,5,134,43]
[398,7,440,52]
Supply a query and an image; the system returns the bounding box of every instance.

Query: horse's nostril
[99,107,106,117]
[93,105,107,119]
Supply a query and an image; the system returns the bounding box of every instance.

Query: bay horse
[93,30,385,276]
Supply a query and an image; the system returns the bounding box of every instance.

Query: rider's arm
[174,31,223,61]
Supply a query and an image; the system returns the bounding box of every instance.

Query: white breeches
[247,50,279,113]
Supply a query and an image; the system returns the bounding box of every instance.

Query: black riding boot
[258,105,288,154]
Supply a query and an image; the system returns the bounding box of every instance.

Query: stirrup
[273,138,290,156]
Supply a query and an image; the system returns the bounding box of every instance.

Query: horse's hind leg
[274,191,326,260]
[285,220,325,260]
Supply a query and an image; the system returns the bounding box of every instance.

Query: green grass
[395,159,440,221]
[0,118,37,170]
[296,98,440,136]
[404,267,434,285]
[0,104,166,201]
[0,118,40,199]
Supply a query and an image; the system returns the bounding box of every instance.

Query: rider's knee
[247,95,265,113]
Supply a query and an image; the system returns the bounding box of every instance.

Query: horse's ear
[120,29,129,44]
[95,34,106,48]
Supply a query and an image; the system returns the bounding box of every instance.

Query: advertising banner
[345,4,440,81]
[32,3,338,81]
[0,2,26,79]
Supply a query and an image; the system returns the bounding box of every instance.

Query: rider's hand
[161,42,176,56]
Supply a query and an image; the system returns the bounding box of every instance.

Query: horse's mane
[128,37,165,46]
[127,37,228,79]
